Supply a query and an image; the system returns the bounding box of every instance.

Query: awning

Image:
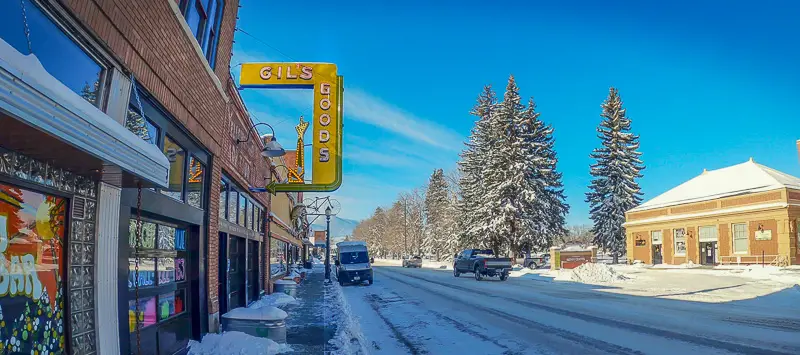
[0,39,169,188]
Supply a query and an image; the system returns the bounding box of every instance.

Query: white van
[335,241,374,286]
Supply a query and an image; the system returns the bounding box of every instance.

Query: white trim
[166,0,229,103]
[624,202,792,226]
[95,183,122,355]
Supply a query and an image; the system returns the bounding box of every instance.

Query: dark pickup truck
[453,249,513,281]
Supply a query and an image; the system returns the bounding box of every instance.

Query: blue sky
[232,0,800,224]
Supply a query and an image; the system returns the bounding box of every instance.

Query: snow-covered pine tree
[482,76,527,255]
[586,87,645,263]
[516,97,569,255]
[423,169,450,260]
[457,85,497,250]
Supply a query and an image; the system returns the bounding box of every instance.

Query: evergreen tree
[457,85,497,250]
[482,76,526,254]
[423,169,450,260]
[586,87,645,263]
[516,97,569,254]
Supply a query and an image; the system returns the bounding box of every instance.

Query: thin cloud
[232,50,464,151]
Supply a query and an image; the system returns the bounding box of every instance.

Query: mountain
[311,216,359,243]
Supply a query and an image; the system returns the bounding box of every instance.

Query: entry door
[228,236,247,310]
[218,232,228,314]
[701,242,717,265]
[652,244,663,264]
[247,240,259,304]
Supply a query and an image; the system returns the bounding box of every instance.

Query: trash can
[274,279,298,298]
[221,306,288,343]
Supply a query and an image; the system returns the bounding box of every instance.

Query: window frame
[651,230,663,245]
[17,0,118,109]
[179,0,225,68]
[161,134,188,202]
[187,155,206,210]
[698,225,718,242]
[732,223,749,254]
[673,228,687,256]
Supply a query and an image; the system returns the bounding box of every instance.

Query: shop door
[652,244,663,264]
[218,232,228,313]
[228,236,247,310]
[700,242,718,265]
[247,240,259,303]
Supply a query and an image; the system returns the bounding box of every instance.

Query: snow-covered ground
[345,264,800,354]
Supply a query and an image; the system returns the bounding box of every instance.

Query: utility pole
[325,205,332,281]
[403,198,408,255]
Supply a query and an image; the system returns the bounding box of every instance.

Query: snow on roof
[630,159,800,212]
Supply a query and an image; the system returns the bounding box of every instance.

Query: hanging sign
[239,63,344,194]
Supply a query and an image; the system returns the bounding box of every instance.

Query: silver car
[402,255,423,268]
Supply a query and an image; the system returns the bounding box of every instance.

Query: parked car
[453,249,513,281]
[515,253,549,269]
[402,255,423,268]
[335,241,374,286]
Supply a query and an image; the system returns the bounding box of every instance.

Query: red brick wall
[60,0,275,317]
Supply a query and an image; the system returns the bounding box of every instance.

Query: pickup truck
[453,249,513,281]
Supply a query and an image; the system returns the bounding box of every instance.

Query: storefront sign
[755,229,772,240]
[0,183,67,354]
[219,218,260,241]
[560,251,593,269]
[239,63,343,194]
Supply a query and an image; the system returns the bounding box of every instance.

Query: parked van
[335,241,374,286]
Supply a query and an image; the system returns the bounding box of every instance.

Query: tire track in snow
[378,269,642,355]
[365,293,428,355]
[388,269,800,355]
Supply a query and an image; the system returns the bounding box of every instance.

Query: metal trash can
[221,306,288,343]
[274,279,298,298]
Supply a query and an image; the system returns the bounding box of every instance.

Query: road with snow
[341,264,800,355]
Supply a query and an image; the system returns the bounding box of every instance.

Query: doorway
[228,236,247,310]
[700,242,718,265]
[652,244,663,264]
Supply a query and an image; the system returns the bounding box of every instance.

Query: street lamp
[236,122,286,158]
[325,205,332,282]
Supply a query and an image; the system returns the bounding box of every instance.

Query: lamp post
[325,205,332,281]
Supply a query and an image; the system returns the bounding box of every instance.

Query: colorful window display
[270,238,287,277]
[0,183,67,354]
[127,218,189,333]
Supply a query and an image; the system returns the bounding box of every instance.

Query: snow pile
[187,331,291,355]
[325,278,369,354]
[248,292,299,309]
[374,258,402,266]
[509,268,539,278]
[722,265,800,285]
[567,263,630,283]
[652,261,702,269]
[224,306,287,321]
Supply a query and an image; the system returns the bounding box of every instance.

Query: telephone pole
[403,198,408,255]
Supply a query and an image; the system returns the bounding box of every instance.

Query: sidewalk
[283,264,338,353]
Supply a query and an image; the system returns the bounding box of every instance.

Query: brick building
[0,0,292,354]
[625,159,800,267]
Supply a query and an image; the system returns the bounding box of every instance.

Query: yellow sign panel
[239,63,343,193]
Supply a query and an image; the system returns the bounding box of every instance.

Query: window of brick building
[673,228,686,256]
[178,0,224,68]
[733,223,748,254]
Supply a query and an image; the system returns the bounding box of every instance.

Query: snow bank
[325,279,369,354]
[374,258,402,266]
[223,306,287,321]
[564,263,630,283]
[719,265,800,285]
[422,261,452,270]
[509,268,539,278]
[652,261,702,269]
[248,292,299,309]
[187,331,291,355]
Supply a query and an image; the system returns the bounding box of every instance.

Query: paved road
[341,265,800,355]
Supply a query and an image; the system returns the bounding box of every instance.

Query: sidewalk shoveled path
[283,265,338,353]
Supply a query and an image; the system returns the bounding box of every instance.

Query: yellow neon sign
[239,63,343,193]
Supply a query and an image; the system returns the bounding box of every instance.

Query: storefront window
[238,194,246,227]
[227,189,238,224]
[128,258,156,289]
[158,225,177,250]
[219,179,228,221]
[247,200,254,231]
[187,157,205,209]
[125,106,160,146]
[0,0,105,106]
[270,238,287,277]
[0,183,67,354]
[129,296,157,331]
[157,289,186,321]
[673,228,686,256]
[162,136,186,201]
[733,223,748,254]
[129,220,157,249]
